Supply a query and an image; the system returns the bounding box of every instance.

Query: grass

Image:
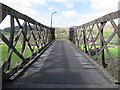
[104,31,112,36]
[105,47,119,58]
[0,43,39,67]
[75,44,119,58]
[90,47,119,61]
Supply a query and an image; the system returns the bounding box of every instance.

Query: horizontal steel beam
[0,3,50,29]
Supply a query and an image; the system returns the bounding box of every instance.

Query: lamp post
[51,11,57,28]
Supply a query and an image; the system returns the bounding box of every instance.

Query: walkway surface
[3,40,118,88]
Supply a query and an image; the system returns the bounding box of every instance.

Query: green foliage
[55,27,69,40]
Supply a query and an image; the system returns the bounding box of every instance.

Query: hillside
[55,27,69,40]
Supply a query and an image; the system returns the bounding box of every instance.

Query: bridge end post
[83,30,88,53]
[69,28,75,44]
[50,28,55,41]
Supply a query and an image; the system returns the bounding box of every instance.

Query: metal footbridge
[0,3,119,89]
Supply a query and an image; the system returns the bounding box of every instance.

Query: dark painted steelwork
[0,3,55,82]
[69,10,120,83]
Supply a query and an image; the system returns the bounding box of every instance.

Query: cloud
[61,10,78,18]
[65,3,74,8]
[54,16,61,19]
[58,0,118,27]
[71,12,105,26]
[0,0,119,28]
[0,0,47,29]
[54,0,90,3]
[55,0,67,3]
[48,7,54,11]
[1,0,46,8]
[90,0,118,12]
[1,0,47,15]
[31,0,47,5]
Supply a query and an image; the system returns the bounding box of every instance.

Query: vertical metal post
[48,28,51,43]
[83,30,88,53]
[7,16,14,70]
[21,21,27,57]
[101,29,105,64]
[69,28,71,42]
[76,28,79,48]
[118,24,120,38]
[50,28,55,41]
[69,28,75,44]
[53,28,55,40]
[78,38,80,48]
[101,23,107,68]
[42,26,45,46]
[44,28,46,45]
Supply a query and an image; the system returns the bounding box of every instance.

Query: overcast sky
[0,0,119,28]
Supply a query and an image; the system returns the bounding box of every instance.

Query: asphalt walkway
[3,40,118,88]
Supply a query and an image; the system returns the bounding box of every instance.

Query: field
[0,43,38,67]
[76,44,119,59]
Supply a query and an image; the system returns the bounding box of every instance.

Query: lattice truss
[0,3,53,76]
[73,10,120,78]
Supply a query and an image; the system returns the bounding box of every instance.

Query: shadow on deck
[3,40,119,89]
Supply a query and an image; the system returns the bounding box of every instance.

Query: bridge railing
[0,3,55,81]
[69,10,120,81]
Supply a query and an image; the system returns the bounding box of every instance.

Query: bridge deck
[3,40,118,88]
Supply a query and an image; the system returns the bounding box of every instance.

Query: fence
[69,10,120,81]
[0,3,55,81]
